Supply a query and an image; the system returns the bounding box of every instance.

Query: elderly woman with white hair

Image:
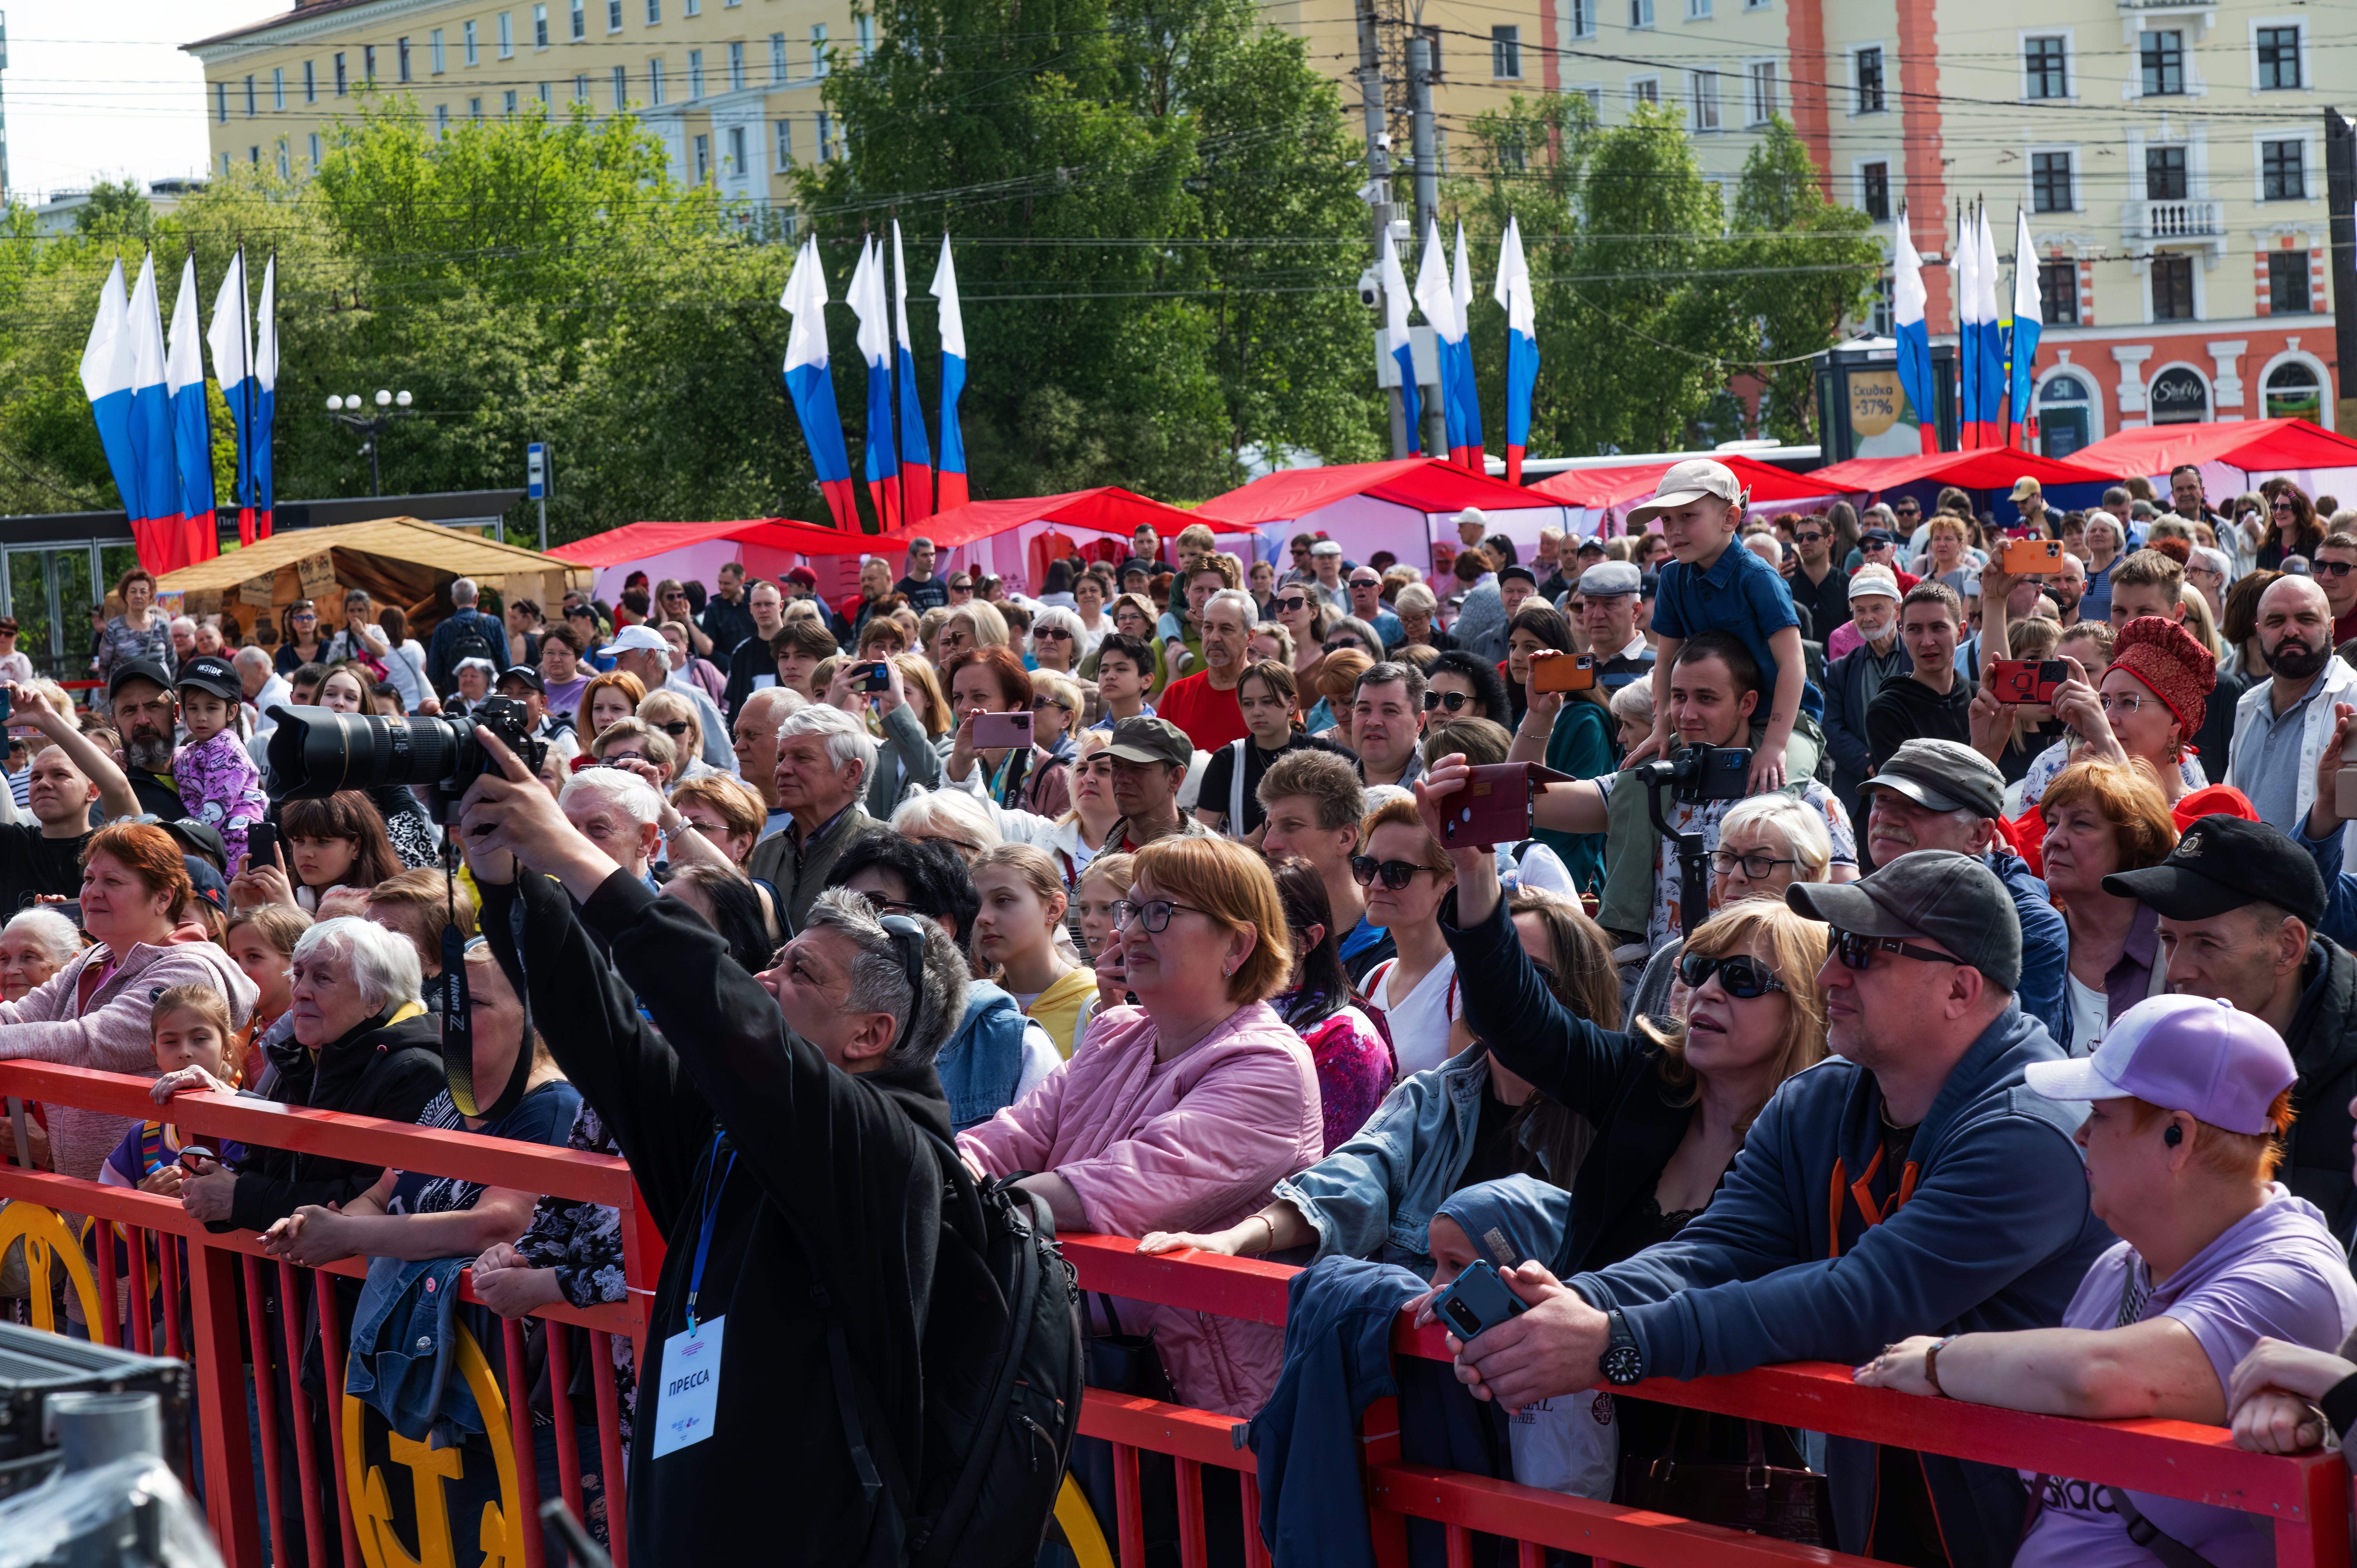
[1628,792,1833,1026]
[0,906,83,1002]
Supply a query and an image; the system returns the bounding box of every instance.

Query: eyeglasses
[1423,690,1475,713]
[1829,926,1965,971]
[865,895,923,916]
[1709,849,1799,879]
[1677,952,1788,999]
[1894,503,1921,514]
[1110,898,1207,933]
[2097,692,2152,715]
[655,720,693,736]
[1323,637,1367,654]
[2314,560,2357,579]
[1031,695,1072,712]
[291,613,316,623]
[1274,595,1311,613]
[1349,855,1441,890]
[1033,626,1072,641]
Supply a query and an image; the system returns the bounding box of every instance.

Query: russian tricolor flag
[890,222,933,523]
[81,261,144,524]
[208,248,255,544]
[849,237,899,530]
[781,236,860,530]
[165,253,217,562]
[1448,222,1485,471]
[1892,206,1936,455]
[1492,216,1538,489]
[929,234,969,512]
[1972,206,2004,449]
[1951,207,1979,450]
[127,256,177,550]
[1412,219,1459,463]
[2006,208,2042,450]
[1378,225,1419,443]
[253,253,278,540]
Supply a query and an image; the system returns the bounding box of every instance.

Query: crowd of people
[5,462,2357,1567]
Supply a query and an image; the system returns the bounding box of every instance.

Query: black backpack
[443,612,498,675]
[821,1128,1084,1568]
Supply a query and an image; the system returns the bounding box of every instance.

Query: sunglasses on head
[1423,690,1474,713]
[1677,952,1788,999]
[1828,926,1965,971]
[1349,855,1438,890]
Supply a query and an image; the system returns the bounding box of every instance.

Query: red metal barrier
[4,1058,2349,1568]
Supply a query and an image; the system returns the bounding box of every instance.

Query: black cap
[174,653,242,706]
[185,856,231,916]
[107,659,173,701]
[158,818,228,870]
[2103,814,2327,928]
[497,665,547,694]
[1788,850,2022,992]
[1499,564,1538,588]
[1862,528,1898,546]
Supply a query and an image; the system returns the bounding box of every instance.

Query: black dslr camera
[265,697,549,825]
[1633,743,1757,939]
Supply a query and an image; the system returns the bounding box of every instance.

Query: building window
[2265,360,2322,419]
[1417,24,1443,78]
[1629,0,1653,26]
[220,152,232,177]
[572,0,586,41]
[251,146,261,164]
[1629,77,1659,106]
[277,142,291,178]
[2037,375,2094,458]
[729,41,746,91]
[2151,255,2196,320]
[771,33,788,81]
[431,29,446,72]
[538,81,551,103]
[2024,36,2066,99]
[650,58,665,104]
[2262,139,2305,201]
[1860,161,1889,220]
[612,65,627,106]
[1688,0,1710,17]
[308,131,322,167]
[1747,61,1775,123]
[304,60,316,102]
[647,0,660,23]
[465,22,479,65]
[728,124,746,175]
[470,96,483,119]
[336,51,349,94]
[856,14,873,59]
[1491,26,1521,79]
[215,82,228,122]
[574,74,589,100]
[2145,145,2186,201]
[1868,273,1892,335]
[504,88,519,114]
[2256,26,2300,90]
[436,102,451,136]
[2031,150,2073,212]
[273,66,286,109]
[2140,30,2182,96]
[689,49,704,98]
[2039,260,2078,324]
[812,25,829,76]
[609,0,623,31]
[1571,0,1594,38]
[686,0,700,14]
[498,12,515,58]
[534,4,549,48]
[2268,250,2311,314]
[1690,70,1721,129]
[397,37,412,82]
[776,118,793,169]
[1854,48,1883,113]
[244,75,257,117]
[364,44,377,85]
[694,133,710,180]
[816,110,833,161]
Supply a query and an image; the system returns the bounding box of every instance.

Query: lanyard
[686,1134,737,1335]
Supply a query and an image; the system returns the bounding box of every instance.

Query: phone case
[2001,539,2064,574]
[1531,652,1598,693]
[1438,763,1574,846]
[1431,1259,1528,1341]
[972,712,1034,749]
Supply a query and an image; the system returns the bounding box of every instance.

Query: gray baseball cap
[1860,740,2005,823]
[1787,850,2022,992]
[1578,561,1642,598]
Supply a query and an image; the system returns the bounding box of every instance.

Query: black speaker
[0,1322,190,1499]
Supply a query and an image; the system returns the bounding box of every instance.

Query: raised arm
[12,684,138,821]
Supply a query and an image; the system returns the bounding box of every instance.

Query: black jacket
[720,630,778,721]
[2283,938,2357,1245]
[1821,638,1909,823]
[2193,668,2247,784]
[220,1010,444,1233]
[481,866,952,1568]
[1864,673,1970,775]
[697,593,756,674]
[1786,563,1851,651]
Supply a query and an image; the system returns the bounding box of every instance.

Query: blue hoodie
[1568,1002,2114,1561]
[1432,1176,1574,1277]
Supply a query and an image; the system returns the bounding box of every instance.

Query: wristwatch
[1599,1306,1645,1386]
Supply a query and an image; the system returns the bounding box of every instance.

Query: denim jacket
[346,1255,486,1450]
[1272,1045,1499,1277]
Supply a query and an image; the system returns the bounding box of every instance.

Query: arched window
[2264,360,2323,422]
[2037,374,2094,459]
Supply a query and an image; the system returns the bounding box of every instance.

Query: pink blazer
[959,999,1323,1416]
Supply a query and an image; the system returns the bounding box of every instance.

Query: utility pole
[1408,34,1443,459]
[1357,2,1407,459]
[2327,108,2356,438]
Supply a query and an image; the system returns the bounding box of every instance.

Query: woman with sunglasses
[1269,583,1332,676]
[634,688,723,793]
[1354,795,1470,1079]
[1140,881,1613,1275]
[1424,650,1509,726]
[958,835,1324,1424]
[1028,605,1088,676]
[274,597,326,675]
[2255,483,2324,573]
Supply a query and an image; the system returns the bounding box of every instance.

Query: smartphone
[1530,652,1598,693]
[178,1146,225,1174]
[861,662,893,693]
[50,900,83,928]
[2336,727,2357,819]
[2000,538,2064,575]
[1430,1259,1527,1342]
[1987,659,2068,706]
[1687,746,1752,802]
[243,821,277,876]
[972,711,1034,749]
[0,688,12,724]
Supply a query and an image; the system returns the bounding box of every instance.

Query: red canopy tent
[548,517,866,566]
[1802,447,2111,494]
[1528,454,1836,510]
[864,486,1254,590]
[2069,418,2357,480]
[1193,458,1574,574]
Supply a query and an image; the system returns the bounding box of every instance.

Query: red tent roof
[1802,447,2111,493]
[548,517,867,565]
[866,487,1244,551]
[1528,454,1836,509]
[2069,418,2357,478]
[1192,458,1569,526]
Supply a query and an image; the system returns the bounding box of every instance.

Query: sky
[3,0,272,200]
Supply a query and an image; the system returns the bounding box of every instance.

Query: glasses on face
[1709,849,1798,879]
[1031,695,1072,712]
[1033,626,1072,641]
[2274,500,2296,512]
[654,720,693,737]
[1677,951,1788,999]
[292,613,316,624]
[1323,637,1366,655]
[1274,595,1310,613]
[2098,692,2152,715]
[1795,531,1825,544]
[1894,503,1921,516]
[1829,926,1966,971]
[2315,560,2357,579]
[1349,855,1439,890]
[1423,690,1474,713]
[1110,898,1207,934]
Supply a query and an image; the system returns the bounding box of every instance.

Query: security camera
[1357,267,1381,310]
[1376,131,1394,152]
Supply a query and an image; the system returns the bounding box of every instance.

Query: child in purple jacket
[170,655,268,873]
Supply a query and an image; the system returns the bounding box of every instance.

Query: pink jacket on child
[958,998,1323,1417]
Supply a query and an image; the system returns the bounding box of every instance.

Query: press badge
[652,1314,725,1458]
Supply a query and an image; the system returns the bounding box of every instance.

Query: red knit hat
[2109,615,2216,743]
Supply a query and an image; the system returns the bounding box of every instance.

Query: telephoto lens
[264,699,548,816]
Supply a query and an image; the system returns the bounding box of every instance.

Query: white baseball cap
[606,624,670,656]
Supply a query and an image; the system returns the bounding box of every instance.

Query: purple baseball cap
[2023,994,2294,1135]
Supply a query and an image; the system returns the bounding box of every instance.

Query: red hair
[81,822,192,921]
[942,645,1034,711]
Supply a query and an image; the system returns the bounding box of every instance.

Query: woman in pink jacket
[958,834,1323,1418]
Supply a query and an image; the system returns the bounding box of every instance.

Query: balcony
[2124,198,2221,241]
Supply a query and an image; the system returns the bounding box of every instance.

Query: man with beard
[2226,575,2357,837]
[108,661,189,818]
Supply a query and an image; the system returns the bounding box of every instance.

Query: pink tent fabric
[1528,454,1833,509]
[548,517,869,563]
[864,486,1250,551]
[1191,458,1570,525]
[2069,418,2357,479]
[1804,448,2111,494]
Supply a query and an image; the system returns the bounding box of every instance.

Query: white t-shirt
[1510,1391,1618,1502]
[1366,952,1463,1079]
[2064,973,2110,1058]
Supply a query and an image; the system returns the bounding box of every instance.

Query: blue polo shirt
[1650,541,1802,699]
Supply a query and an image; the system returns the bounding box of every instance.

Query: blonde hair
[1608,678,1655,732]
[947,599,1011,650]
[2179,583,2223,659]
[592,717,679,774]
[1128,835,1293,1003]
[637,687,703,753]
[1250,622,1297,665]
[1715,793,1833,881]
[972,842,1074,960]
[1032,669,1083,714]
[671,772,766,839]
[1394,582,1440,618]
[1422,717,1511,768]
[890,787,1001,853]
[892,654,952,738]
[1651,903,1829,1132]
[1078,848,1134,895]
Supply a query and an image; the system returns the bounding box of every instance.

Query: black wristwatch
[1600,1306,1645,1386]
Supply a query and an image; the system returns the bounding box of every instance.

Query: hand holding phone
[1430,1259,1528,1344]
[1986,659,2068,706]
[1530,652,1598,694]
[971,711,1034,750]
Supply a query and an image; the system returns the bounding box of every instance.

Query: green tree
[72,179,155,238]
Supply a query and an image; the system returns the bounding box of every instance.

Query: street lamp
[324,389,414,497]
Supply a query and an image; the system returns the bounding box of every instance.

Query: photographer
[456,730,968,1564]
[1518,631,1857,951]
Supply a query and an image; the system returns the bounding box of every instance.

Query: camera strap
[442,846,532,1122]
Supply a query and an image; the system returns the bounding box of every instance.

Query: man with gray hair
[561,768,666,889]
[236,644,293,740]
[1156,586,1257,750]
[453,736,970,1565]
[747,703,879,929]
[428,574,507,697]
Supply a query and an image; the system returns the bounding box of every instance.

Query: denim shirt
[1271,1045,1497,1278]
